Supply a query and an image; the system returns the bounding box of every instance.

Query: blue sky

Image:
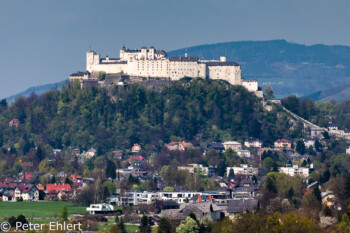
[0,0,349,98]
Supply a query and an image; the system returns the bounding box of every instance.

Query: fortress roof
[242,79,258,82]
[70,71,90,76]
[204,61,240,66]
[155,50,167,55]
[169,56,199,62]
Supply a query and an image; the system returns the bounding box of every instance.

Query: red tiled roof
[127,156,145,162]
[19,173,32,180]
[16,184,36,193]
[46,184,72,194]
[71,174,83,181]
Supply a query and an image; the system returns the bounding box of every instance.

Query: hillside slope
[5,80,68,104]
[302,84,350,102]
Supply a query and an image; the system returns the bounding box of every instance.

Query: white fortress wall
[81,47,248,87]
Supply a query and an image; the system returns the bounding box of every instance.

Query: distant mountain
[6,40,350,101]
[5,80,68,104]
[302,83,350,102]
[168,40,350,98]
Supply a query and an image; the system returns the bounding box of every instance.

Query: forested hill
[168,40,350,99]
[0,79,302,155]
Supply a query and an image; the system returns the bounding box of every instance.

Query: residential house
[279,164,312,178]
[178,202,225,221]
[132,144,141,153]
[346,146,350,155]
[328,123,338,131]
[72,148,80,156]
[226,164,258,177]
[244,138,262,148]
[166,141,191,151]
[113,150,123,159]
[14,184,39,201]
[9,119,20,127]
[222,141,242,151]
[322,191,336,208]
[274,139,292,150]
[207,142,225,151]
[126,155,145,163]
[227,199,259,219]
[237,150,251,158]
[178,164,213,176]
[303,137,315,148]
[46,183,72,200]
[87,203,115,214]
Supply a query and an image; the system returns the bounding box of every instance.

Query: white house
[303,138,315,148]
[279,165,311,178]
[86,203,114,214]
[226,164,258,177]
[222,141,242,152]
[244,138,262,148]
[14,184,39,201]
[237,150,251,158]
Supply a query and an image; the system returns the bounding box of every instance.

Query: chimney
[220,56,227,62]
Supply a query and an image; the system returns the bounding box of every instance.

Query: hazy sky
[1,0,349,99]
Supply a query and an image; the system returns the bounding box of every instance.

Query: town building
[207,142,225,151]
[244,138,262,148]
[9,119,20,127]
[166,141,191,151]
[14,184,39,201]
[226,164,258,177]
[131,144,141,153]
[303,137,315,148]
[222,141,242,152]
[278,164,311,178]
[237,149,251,158]
[119,190,228,206]
[274,139,292,150]
[178,164,215,176]
[87,203,115,214]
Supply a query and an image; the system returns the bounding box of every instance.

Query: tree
[315,139,322,152]
[103,186,110,203]
[344,174,350,203]
[60,206,68,221]
[64,176,73,186]
[265,176,277,194]
[264,86,274,100]
[163,186,174,191]
[176,216,199,233]
[16,214,27,230]
[263,157,274,172]
[228,168,235,178]
[158,218,172,233]
[106,159,117,179]
[296,140,306,155]
[36,146,44,161]
[8,216,17,227]
[117,217,127,233]
[288,187,294,199]
[139,215,151,233]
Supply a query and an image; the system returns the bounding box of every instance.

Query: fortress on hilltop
[69,46,262,96]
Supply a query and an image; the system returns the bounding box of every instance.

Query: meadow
[0,201,88,218]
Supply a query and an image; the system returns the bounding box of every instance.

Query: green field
[0,201,88,218]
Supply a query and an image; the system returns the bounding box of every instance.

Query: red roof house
[46,184,72,194]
